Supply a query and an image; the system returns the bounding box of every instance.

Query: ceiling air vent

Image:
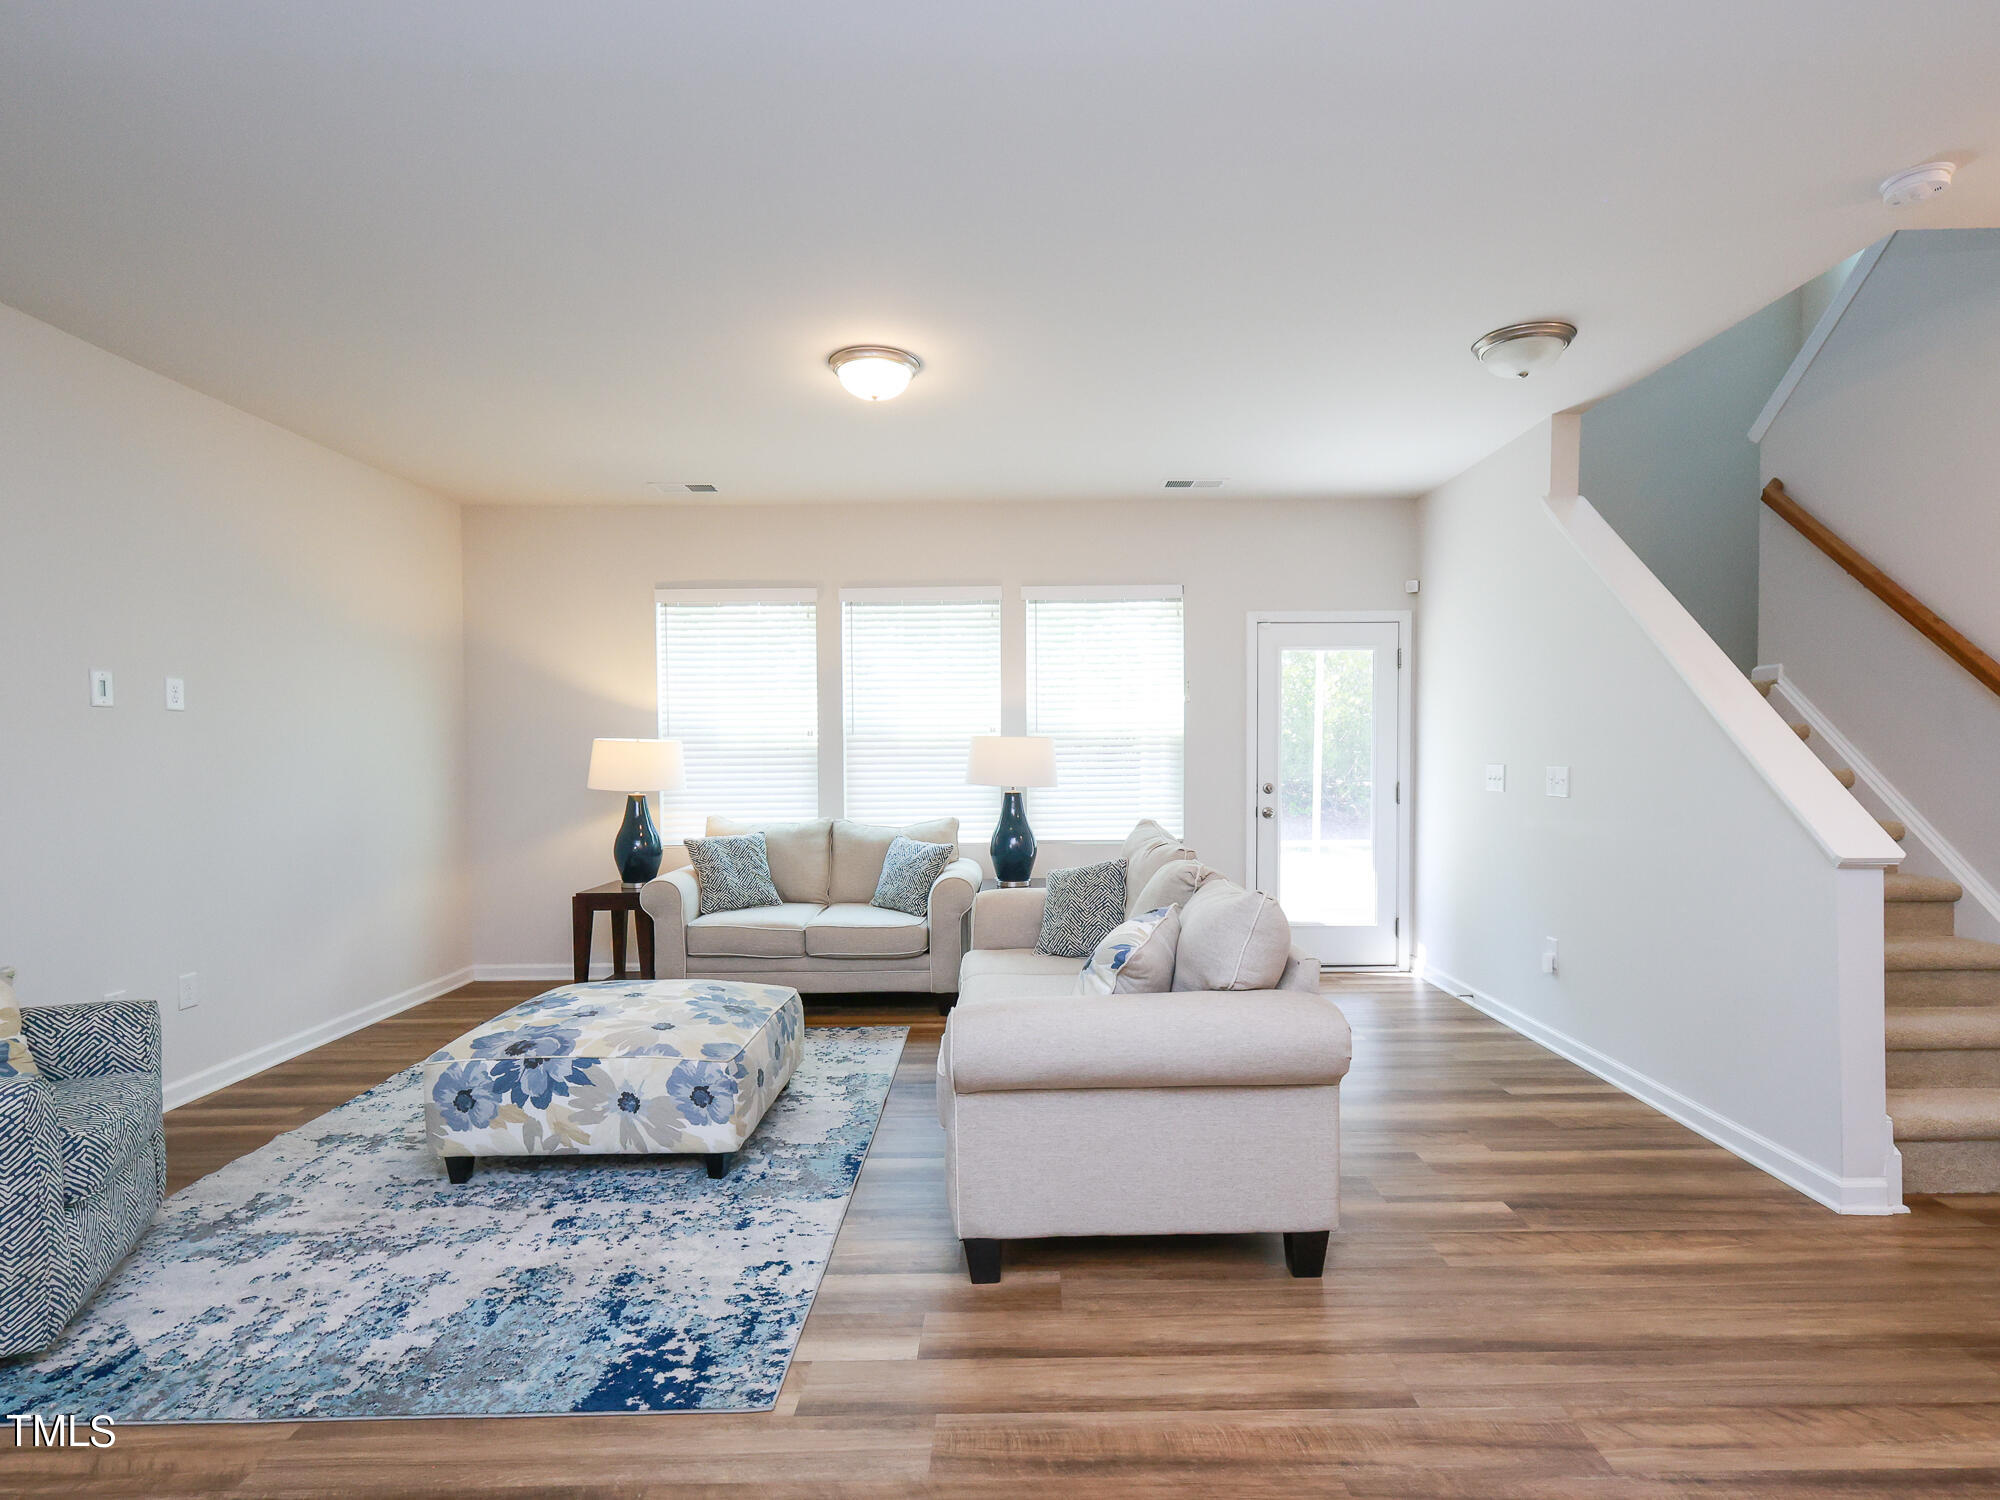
[649,482,720,494]
[1164,479,1224,489]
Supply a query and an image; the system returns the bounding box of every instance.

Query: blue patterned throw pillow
[871,836,956,917]
[1036,859,1128,958]
[684,833,783,916]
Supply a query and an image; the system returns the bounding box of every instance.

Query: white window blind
[842,589,1001,833]
[655,589,819,840]
[1026,587,1185,839]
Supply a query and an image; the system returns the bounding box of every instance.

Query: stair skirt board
[1421,964,1904,1215]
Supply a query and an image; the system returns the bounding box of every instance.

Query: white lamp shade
[966,735,1057,789]
[587,738,685,792]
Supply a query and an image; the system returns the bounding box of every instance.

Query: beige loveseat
[639,816,980,1004]
[937,832,1352,1283]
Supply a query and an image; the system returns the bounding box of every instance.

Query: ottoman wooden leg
[446,1158,475,1184]
[1283,1230,1329,1278]
[705,1152,732,1179]
[963,1238,1002,1284]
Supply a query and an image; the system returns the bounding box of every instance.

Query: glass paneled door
[1253,620,1403,966]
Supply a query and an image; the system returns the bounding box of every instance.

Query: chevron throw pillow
[1035,860,1128,958]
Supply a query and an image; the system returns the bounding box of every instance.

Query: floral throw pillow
[683,834,784,916]
[0,968,41,1082]
[871,836,956,917]
[1077,906,1181,995]
[1036,859,1128,958]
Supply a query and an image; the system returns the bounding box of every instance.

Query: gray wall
[1579,293,1801,670]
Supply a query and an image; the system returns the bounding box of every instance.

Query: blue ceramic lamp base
[989,789,1037,886]
[613,793,664,886]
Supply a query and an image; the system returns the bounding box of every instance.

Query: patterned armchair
[0,1000,166,1356]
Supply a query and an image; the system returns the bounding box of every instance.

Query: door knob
[1260,806,1274,818]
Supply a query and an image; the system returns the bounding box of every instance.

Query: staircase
[1755,679,2000,1194]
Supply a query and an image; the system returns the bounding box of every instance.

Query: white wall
[462,495,1417,973]
[1415,418,1899,1211]
[1760,229,2000,918]
[0,302,469,1105]
[1578,292,1800,670]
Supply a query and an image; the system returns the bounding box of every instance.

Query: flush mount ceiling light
[1471,321,1577,380]
[1879,160,1956,209]
[827,345,923,401]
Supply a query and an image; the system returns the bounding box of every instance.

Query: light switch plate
[90,669,114,707]
[1542,937,1560,975]
[177,973,199,1011]
[1484,764,1506,792]
[165,677,187,711]
[1545,765,1571,798]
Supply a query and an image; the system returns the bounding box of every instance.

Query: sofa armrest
[947,988,1351,1094]
[639,867,697,979]
[970,887,1047,951]
[925,858,982,993]
[20,1000,161,1081]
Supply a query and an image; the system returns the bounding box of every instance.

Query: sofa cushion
[686,902,821,958]
[0,969,38,1082]
[706,817,832,905]
[1078,906,1181,995]
[806,903,931,959]
[1121,820,1197,916]
[1172,879,1293,991]
[945,987,1352,1093]
[958,948,1085,1004]
[49,1072,158,1207]
[685,833,783,915]
[1036,860,1127,958]
[830,818,959,904]
[871,836,957,917]
[1130,857,1218,915]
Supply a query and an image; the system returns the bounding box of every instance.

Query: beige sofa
[938,866,1352,1283]
[639,816,980,1005]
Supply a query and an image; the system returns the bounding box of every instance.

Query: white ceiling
[2,2,1997,507]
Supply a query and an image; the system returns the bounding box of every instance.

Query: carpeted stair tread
[1885,874,1965,904]
[1833,767,1856,788]
[1879,817,1907,841]
[1886,937,2000,972]
[1789,722,1811,740]
[1755,679,1776,696]
[1888,1009,2000,1051]
[1887,1088,2000,1141]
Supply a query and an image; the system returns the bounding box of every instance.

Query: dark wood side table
[572,882,656,983]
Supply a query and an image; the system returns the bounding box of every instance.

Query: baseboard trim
[1419,961,1906,1216]
[163,966,476,1112]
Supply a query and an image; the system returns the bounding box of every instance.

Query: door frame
[1243,610,1413,970]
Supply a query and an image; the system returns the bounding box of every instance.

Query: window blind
[1026,588,1185,839]
[842,589,1001,833]
[655,590,819,840]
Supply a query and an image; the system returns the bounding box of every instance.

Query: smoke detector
[1879,161,1956,209]
[1471,321,1577,380]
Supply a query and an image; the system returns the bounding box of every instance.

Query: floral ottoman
[422,979,803,1182]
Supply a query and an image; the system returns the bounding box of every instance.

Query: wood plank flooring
[14,975,2000,1496]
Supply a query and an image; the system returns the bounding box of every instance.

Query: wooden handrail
[1762,478,2000,698]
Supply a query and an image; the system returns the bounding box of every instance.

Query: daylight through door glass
[1277,648,1375,925]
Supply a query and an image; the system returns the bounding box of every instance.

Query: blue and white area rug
[0,1026,905,1421]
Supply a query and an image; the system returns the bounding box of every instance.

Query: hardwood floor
[16,975,2000,1496]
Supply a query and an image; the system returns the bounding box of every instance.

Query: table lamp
[967,735,1057,886]
[587,738,685,885]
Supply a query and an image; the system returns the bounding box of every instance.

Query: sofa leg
[705,1152,732,1179]
[1283,1230,1329,1278]
[445,1157,474,1184]
[962,1238,1002,1284]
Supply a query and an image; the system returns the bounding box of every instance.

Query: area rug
[0,1025,906,1421]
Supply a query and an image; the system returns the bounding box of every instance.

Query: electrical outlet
[1545,765,1571,798]
[165,676,187,711]
[1541,938,1560,976]
[1484,764,1506,792]
[90,669,114,707]
[177,973,199,1011]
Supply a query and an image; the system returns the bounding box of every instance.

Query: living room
[10,4,2000,1495]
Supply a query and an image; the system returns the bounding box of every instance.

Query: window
[842,588,1001,832]
[655,589,818,839]
[1026,586,1184,839]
